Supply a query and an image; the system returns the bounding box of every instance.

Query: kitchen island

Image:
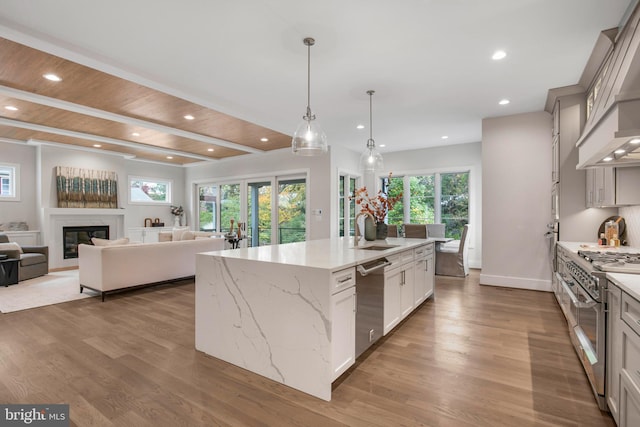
[195,237,435,400]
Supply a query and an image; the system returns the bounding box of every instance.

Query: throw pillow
[0,241,22,253]
[172,226,190,241]
[91,237,130,246]
[181,231,195,240]
[158,232,172,242]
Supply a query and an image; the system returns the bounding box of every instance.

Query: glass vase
[364,217,376,241]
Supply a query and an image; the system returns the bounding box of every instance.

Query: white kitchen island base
[195,237,434,400]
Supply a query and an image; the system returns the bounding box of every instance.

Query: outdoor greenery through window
[129,176,172,204]
[382,171,469,240]
[0,163,19,200]
[339,175,357,236]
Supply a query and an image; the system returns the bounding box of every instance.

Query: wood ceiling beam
[0,117,215,162]
[0,85,265,155]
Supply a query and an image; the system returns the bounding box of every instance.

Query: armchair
[0,234,49,281]
[435,225,469,277]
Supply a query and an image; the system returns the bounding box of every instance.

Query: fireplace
[63,225,109,259]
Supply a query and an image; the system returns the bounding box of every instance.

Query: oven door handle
[559,277,579,305]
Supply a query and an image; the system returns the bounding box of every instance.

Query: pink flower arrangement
[352,176,402,223]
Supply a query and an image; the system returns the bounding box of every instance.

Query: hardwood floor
[0,271,615,426]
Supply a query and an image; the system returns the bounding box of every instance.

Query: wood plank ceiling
[0,37,292,165]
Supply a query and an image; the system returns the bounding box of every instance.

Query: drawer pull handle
[337,276,352,284]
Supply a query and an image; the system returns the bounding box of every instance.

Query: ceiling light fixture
[166,156,174,159]
[358,90,383,173]
[357,124,365,130]
[630,138,640,144]
[93,144,102,148]
[43,73,62,82]
[260,137,269,142]
[492,50,507,60]
[4,105,18,111]
[184,115,195,120]
[499,99,510,105]
[442,135,449,139]
[131,132,140,137]
[615,149,626,154]
[207,148,214,152]
[292,37,327,156]
[603,156,613,162]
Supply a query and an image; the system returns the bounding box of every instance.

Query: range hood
[576,2,640,169]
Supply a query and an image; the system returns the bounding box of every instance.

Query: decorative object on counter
[152,218,164,227]
[292,37,328,156]
[352,173,402,240]
[170,205,184,227]
[144,218,152,227]
[598,232,606,246]
[364,216,376,241]
[0,221,29,231]
[55,166,118,208]
[358,90,384,174]
[598,215,626,245]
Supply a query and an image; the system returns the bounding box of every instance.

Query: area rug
[0,270,98,313]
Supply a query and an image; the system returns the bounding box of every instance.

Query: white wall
[382,142,483,268]
[0,141,38,229]
[481,112,553,291]
[185,147,332,240]
[38,145,186,231]
[619,205,640,246]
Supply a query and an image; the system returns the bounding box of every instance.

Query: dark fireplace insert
[63,225,109,259]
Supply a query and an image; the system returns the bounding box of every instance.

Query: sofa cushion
[172,226,190,241]
[20,252,46,267]
[0,241,23,253]
[91,237,130,246]
[181,230,196,240]
[158,232,172,242]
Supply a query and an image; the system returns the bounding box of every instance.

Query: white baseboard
[479,273,551,292]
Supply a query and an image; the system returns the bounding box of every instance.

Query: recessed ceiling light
[43,73,62,82]
[630,138,640,144]
[356,124,365,130]
[184,115,195,120]
[166,156,174,159]
[492,50,507,60]
[131,132,140,137]
[93,144,102,148]
[603,156,613,162]
[441,135,449,140]
[207,148,214,152]
[4,105,18,111]
[260,137,269,142]
[499,99,510,105]
[615,149,626,154]
[379,144,386,148]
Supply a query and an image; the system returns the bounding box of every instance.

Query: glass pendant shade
[292,115,328,155]
[359,139,384,172]
[292,37,328,155]
[359,90,383,173]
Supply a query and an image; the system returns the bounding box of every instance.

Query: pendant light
[359,90,383,173]
[292,37,328,156]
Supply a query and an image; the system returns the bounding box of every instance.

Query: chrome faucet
[354,212,375,247]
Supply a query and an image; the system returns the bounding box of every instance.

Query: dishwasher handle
[357,260,392,276]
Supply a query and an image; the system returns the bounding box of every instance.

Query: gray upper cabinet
[616,167,640,206]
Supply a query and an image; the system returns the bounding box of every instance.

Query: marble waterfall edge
[195,254,333,400]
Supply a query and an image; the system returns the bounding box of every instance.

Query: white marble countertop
[199,237,434,271]
[607,273,640,302]
[558,241,640,254]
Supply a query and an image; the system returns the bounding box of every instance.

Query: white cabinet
[608,282,640,425]
[414,243,435,306]
[127,227,173,243]
[586,167,615,207]
[383,249,415,335]
[607,284,622,424]
[616,167,640,206]
[331,285,356,381]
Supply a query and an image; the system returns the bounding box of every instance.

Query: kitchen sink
[353,244,399,251]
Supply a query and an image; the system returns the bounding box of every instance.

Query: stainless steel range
[554,243,640,411]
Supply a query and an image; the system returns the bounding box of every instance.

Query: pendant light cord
[367,90,375,148]
[304,38,315,121]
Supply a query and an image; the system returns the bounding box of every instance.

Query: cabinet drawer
[622,292,640,338]
[331,267,356,294]
[386,249,414,266]
[622,320,640,391]
[414,244,433,259]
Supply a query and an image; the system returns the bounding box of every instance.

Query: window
[381,171,469,239]
[338,175,357,236]
[198,185,217,231]
[129,176,172,204]
[220,183,241,233]
[0,163,19,201]
[278,178,306,244]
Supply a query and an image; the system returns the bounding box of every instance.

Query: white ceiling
[0,0,635,156]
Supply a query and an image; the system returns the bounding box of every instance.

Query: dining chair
[387,224,398,237]
[426,223,446,238]
[403,224,427,238]
[435,225,470,277]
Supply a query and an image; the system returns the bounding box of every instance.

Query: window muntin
[338,175,357,236]
[0,163,19,201]
[128,176,172,204]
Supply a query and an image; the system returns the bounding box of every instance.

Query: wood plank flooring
[0,271,615,426]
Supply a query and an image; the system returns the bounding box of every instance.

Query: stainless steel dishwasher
[355,257,392,357]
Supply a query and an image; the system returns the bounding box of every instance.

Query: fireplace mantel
[42,207,125,269]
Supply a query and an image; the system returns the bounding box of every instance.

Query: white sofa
[79,238,225,301]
